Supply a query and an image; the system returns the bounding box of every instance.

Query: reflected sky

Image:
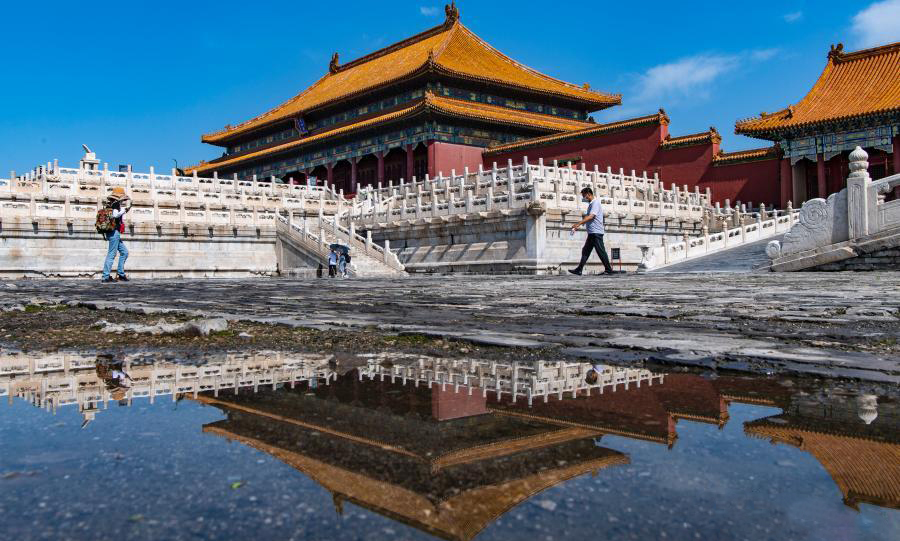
[1,351,898,541]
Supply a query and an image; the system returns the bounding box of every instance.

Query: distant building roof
[202,7,620,145]
[735,42,900,139]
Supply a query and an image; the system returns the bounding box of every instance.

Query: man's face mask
[582,197,589,203]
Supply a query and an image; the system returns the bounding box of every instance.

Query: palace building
[186,3,898,209]
[187,3,618,193]
[736,41,900,206]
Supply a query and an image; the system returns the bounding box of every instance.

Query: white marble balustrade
[360,359,665,406]
[639,209,799,270]
[1,351,335,412]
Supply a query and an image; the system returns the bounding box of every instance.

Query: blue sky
[1,0,898,174]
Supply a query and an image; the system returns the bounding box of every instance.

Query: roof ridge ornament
[329,52,340,74]
[658,108,670,125]
[444,1,459,26]
[828,43,844,61]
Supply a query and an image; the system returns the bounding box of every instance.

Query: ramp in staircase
[652,235,783,273]
[275,215,405,278]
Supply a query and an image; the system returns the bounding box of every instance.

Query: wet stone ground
[1,272,899,382]
[1,273,899,540]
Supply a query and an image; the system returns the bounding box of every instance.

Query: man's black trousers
[575,233,614,273]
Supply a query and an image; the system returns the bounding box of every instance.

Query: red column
[816,153,827,198]
[326,162,334,187]
[405,144,415,181]
[893,135,900,175]
[376,151,385,186]
[426,140,436,178]
[779,158,792,209]
[350,158,358,195]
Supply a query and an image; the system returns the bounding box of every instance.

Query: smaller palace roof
[187,93,592,174]
[736,41,900,139]
[659,127,721,150]
[712,146,782,166]
[483,109,670,156]
[203,5,619,145]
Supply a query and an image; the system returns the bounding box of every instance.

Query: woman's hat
[107,187,127,200]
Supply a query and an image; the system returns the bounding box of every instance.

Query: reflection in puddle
[1,350,898,540]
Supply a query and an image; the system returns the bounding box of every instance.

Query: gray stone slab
[2,272,898,381]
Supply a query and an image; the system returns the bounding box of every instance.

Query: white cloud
[852,0,900,48]
[633,54,739,103]
[624,48,778,113]
[420,6,439,16]
[783,11,803,23]
[751,48,779,61]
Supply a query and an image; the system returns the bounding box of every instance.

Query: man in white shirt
[328,249,338,278]
[569,187,614,276]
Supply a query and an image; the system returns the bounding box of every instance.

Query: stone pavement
[2,272,899,383]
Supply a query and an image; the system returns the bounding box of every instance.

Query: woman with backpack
[98,187,131,283]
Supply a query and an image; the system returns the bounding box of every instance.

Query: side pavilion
[736,42,900,207]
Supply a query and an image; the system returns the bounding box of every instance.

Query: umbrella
[329,243,350,255]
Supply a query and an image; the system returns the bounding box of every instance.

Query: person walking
[344,252,352,278]
[338,251,347,278]
[100,187,131,283]
[569,187,614,276]
[328,249,338,278]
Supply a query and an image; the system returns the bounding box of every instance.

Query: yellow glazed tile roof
[187,93,587,174]
[712,146,781,165]
[746,421,900,510]
[484,110,670,155]
[187,102,424,174]
[659,127,721,149]
[427,94,594,132]
[202,17,619,144]
[736,42,900,138]
[433,24,619,107]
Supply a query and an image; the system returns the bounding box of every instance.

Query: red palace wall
[484,123,783,207]
[704,159,782,206]
[652,143,716,191]
[429,141,486,178]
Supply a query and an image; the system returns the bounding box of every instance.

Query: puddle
[1,350,898,540]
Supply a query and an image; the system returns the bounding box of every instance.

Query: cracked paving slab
[1,272,899,382]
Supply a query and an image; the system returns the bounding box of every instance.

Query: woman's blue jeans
[102,231,128,279]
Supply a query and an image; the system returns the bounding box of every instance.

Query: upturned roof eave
[736,107,900,140]
[201,65,434,146]
[187,102,429,174]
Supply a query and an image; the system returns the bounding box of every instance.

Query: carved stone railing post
[846,146,871,239]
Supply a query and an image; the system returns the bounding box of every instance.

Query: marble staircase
[275,213,404,278]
